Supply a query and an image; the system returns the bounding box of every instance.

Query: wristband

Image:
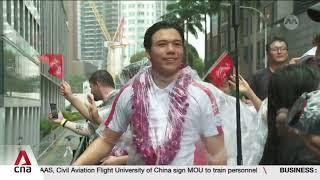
[62,119,69,127]
[60,119,68,127]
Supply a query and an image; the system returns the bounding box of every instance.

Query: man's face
[268,41,288,64]
[89,83,101,101]
[146,28,184,77]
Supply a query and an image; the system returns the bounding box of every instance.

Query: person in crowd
[73,21,226,165]
[49,70,117,140]
[49,70,129,165]
[201,69,263,165]
[260,64,320,164]
[250,37,289,100]
[290,34,319,66]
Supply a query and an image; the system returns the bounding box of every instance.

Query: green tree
[130,51,146,63]
[163,1,204,38]
[193,57,205,78]
[162,0,222,68]
[185,43,204,77]
[66,74,86,93]
[186,43,199,67]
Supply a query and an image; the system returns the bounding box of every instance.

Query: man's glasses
[270,48,288,53]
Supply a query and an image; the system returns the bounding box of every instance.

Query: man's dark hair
[89,70,114,88]
[266,36,289,53]
[143,21,184,50]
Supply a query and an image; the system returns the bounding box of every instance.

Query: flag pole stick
[232,0,243,165]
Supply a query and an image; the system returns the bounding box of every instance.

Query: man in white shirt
[73,21,226,165]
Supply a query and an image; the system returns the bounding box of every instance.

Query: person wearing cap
[249,37,289,100]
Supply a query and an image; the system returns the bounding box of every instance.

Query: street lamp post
[221,3,268,68]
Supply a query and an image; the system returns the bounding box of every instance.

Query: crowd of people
[48,8,320,165]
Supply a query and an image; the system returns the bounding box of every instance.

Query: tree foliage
[162,0,222,38]
[130,51,146,64]
[66,74,86,93]
[193,57,205,77]
[186,43,204,77]
[162,0,204,38]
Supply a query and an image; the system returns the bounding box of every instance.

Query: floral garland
[130,68,192,165]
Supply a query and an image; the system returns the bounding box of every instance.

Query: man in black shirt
[250,37,289,100]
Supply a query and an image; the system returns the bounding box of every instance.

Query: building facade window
[7,0,12,25]
[33,19,37,50]
[221,31,226,49]
[24,6,29,42]
[13,0,18,31]
[137,20,144,24]
[37,24,40,51]
[3,42,40,99]
[264,3,274,26]
[19,0,24,37]
[29,12,33,46]
[241,17,248,36]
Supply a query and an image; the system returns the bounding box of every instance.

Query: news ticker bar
[1,165,320,180]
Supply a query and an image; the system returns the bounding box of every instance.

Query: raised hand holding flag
[203,52,234,87]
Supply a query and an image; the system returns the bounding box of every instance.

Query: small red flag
[39,54,51,63]
[48,54,64,80]
[203,52,234,87]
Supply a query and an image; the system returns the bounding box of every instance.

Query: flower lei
[130,68,192,165]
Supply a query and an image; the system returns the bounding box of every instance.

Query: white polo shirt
[108,77,222,165]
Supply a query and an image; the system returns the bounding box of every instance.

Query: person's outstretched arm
[48,112,94,136]
[73,128,122,165]
[100,155,129,165]
[60,81,92,120]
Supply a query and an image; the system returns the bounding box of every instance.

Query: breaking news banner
[1,145,320,180]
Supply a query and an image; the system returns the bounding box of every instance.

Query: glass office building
[0,0,68,150]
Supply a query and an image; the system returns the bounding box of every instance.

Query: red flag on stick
[39,54,51,63]
[48,54,64,80]
[39,54,64,79]
[203,52,234,87]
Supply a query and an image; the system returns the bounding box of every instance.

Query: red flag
[39,54,51,63]
[48,54,64,79]
[203,52,233,87]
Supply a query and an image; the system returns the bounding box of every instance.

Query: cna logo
[14,150,32,173]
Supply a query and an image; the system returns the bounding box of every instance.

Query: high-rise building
[78,1,106,69]
[121,1,172,58]
[77,1,122,70]
[0,1,68,147]
[105,1,121,38]
[77,1,171,76]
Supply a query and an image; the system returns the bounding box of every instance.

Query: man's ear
[145,50,151,60]
[95,81,101,88]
